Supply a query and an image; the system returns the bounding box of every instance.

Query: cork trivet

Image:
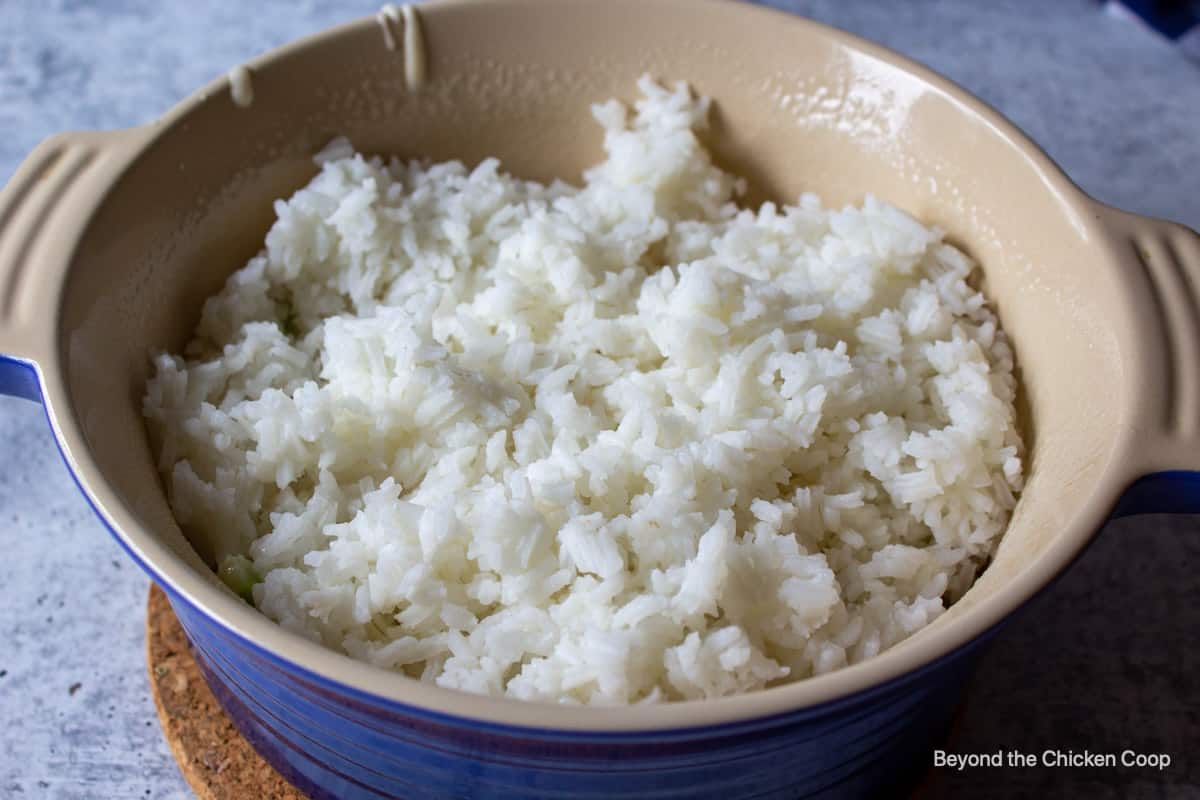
[146,584,305,800]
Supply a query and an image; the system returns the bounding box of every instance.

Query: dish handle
[1096,203,1200,517]
[0,127,150,401]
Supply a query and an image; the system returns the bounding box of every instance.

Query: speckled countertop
[0,1,1197,798]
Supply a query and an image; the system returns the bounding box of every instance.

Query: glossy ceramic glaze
[1,0,1198,796]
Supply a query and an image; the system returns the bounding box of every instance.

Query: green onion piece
[218,555,261,603]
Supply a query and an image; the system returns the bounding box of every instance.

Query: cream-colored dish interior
[46,0,1149,726]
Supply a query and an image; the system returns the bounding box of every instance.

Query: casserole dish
[0,0,1197,796]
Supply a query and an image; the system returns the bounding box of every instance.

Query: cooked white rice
[144,76,1023,705]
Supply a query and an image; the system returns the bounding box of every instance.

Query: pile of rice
[144,77,1023,705]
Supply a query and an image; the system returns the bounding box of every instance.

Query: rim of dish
[42,0,1131,732]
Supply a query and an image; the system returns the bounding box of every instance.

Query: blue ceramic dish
[1,1,1197,797]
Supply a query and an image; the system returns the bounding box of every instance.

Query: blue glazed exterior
[0,354,42,403]
[172,588,983,799]
[1110,471,1200,517]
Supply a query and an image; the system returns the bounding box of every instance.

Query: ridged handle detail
[1097,201,1200,484]
[0,143,97,324]
[0,128,148,369]
[1128,222,1200,437]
